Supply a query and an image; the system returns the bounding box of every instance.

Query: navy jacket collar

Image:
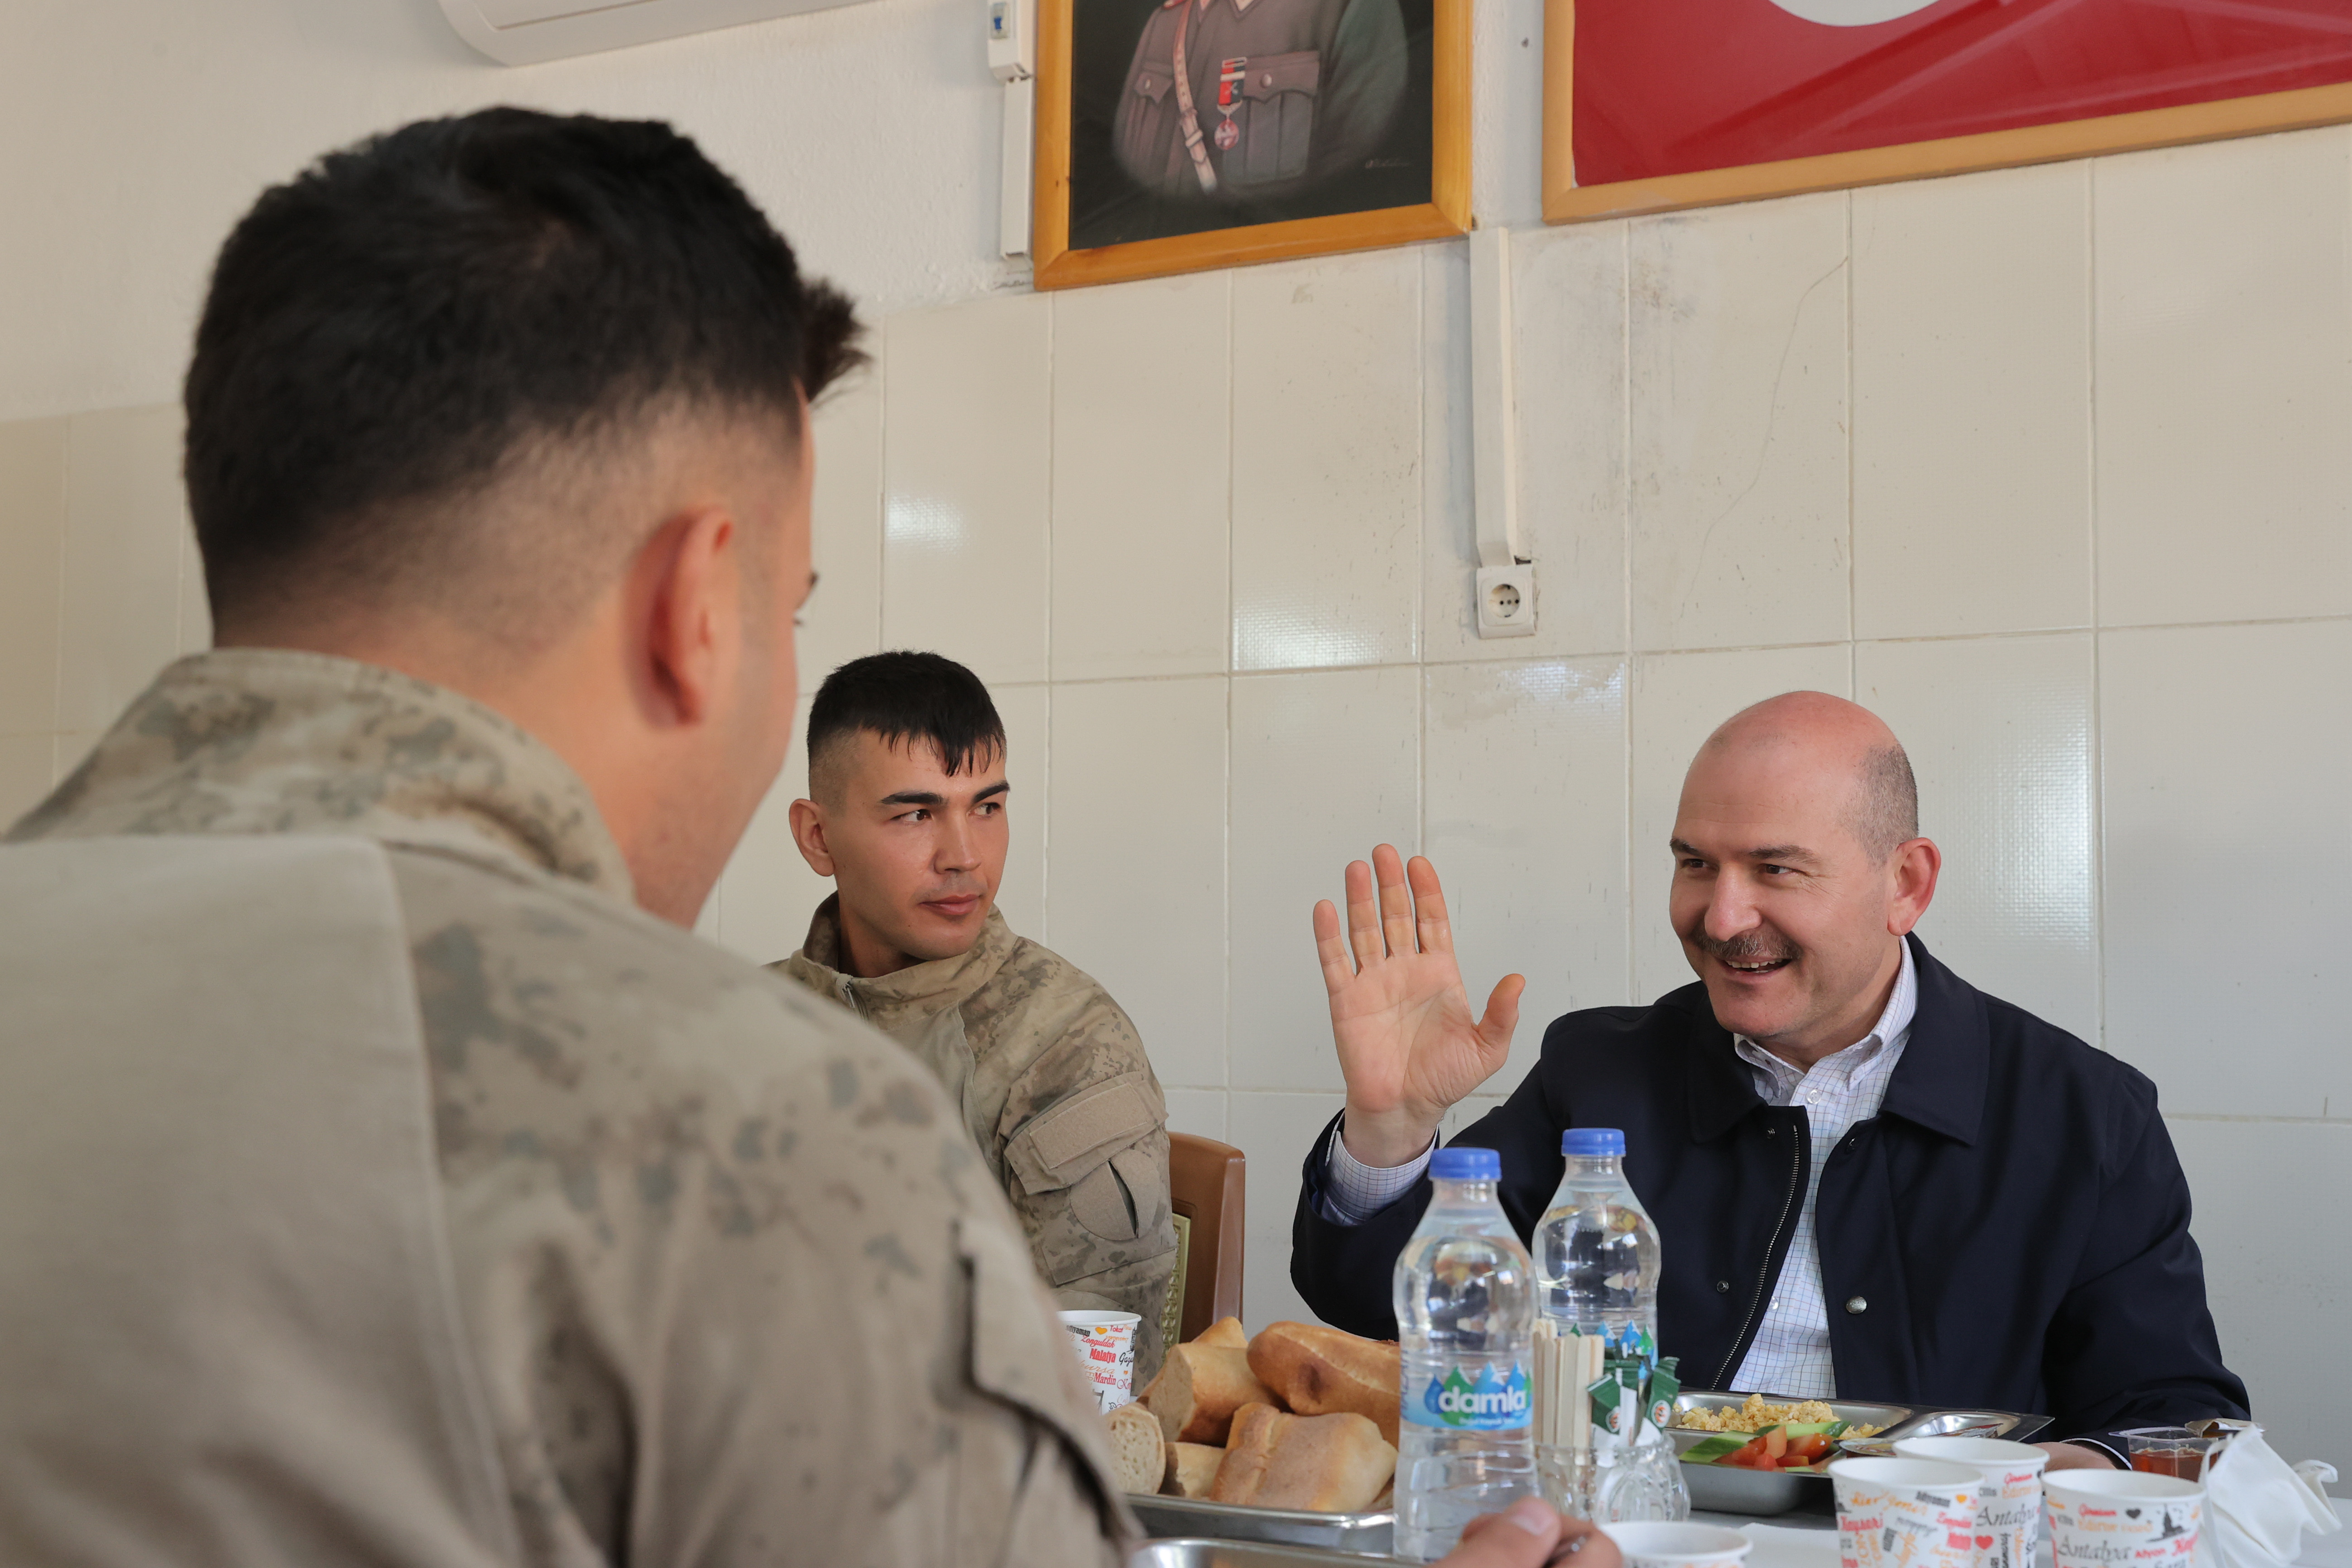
[1681,934,1986,1147]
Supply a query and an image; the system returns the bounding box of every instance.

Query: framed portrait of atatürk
[1030,0,1468,289]
[1542,0,2352,225]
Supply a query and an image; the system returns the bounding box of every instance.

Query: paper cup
[1829,1457,1982,1568]
[1057,1310,1141,1413]
[2044,1470,2203,1568]
[1894,1437,2050,1568]
[1601,1522,1755,1568]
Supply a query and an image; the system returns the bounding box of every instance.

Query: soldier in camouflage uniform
[0,111,1127,1568]
[776,653,1179,1383]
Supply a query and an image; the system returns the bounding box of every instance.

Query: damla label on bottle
[1405,1362,1533,1431]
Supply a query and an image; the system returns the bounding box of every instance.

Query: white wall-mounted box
[441,0,876,66]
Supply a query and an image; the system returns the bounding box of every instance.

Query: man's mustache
[1689,929,1800,965]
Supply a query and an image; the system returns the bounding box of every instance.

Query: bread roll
[1195,1316,1248,1350]
[1163,1442,1225,1497]
[1247,1321,1403,1446]
[1209,1403,1397,1513]
[1105,1402,1165,1496]
[1144,1343,1276,1445]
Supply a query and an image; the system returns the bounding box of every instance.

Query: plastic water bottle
[1394,1145,1539,1562]
[1533,1127,1687,1522]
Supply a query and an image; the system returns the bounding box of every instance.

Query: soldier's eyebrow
[879,790,946,808]
[973,781,1009,804]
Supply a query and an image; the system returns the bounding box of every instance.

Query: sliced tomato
[1786,1434,1833,1462]
[1764,1429,1789,1460]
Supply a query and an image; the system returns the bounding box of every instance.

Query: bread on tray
[1208,1402,1397,1513]
[1132,1318,1400,1512]
[1146,1343,1277,1445]
[1105,1401,1165,1496]
[1246,1320,1403,1446]
[1163,1441,1224,1498]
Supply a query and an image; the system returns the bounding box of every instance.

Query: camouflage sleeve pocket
[1002,1071,1160,1196]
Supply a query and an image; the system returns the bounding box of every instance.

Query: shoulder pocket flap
[1004,1072,1159,1195]
[1238,50,1320,101]
[1132,64,1177,100]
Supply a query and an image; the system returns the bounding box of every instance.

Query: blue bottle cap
[1561,1127,1626,1157]
[1430,1146,1501,1181]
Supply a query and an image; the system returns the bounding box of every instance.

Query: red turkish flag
[1574,0,2352,187]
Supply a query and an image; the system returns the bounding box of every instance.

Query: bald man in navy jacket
[1291,693,2247,1469]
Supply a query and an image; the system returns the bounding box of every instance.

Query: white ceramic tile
[1051,274,1230,681]
[991,682,1049,941]
[1226,1089,1345,1329]
[1047,676,1228,1089]
[1164,1088,1229,1143]
[1852,163,2091,640]
[1424,226,1631,664]
[2095,129,2352,625]
[1425,658,1631,1096]
[2101,621,2352,1118]
[1855,634,2096,1043]
[175,516,209,655]
[1229,666,1420,1091]
[2169,1117,2349,1477]
[1628,644,1853,1003]
[1629,193,1850,653]
[0,733,53,828]
[881,296,1050,685]
[1231,251,1422,671]
[710,722,834,968]
[801,364,883,694]
[0,417,66,735]
[57,406,186,733]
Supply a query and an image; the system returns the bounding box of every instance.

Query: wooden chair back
[1164,1131,1246,1343]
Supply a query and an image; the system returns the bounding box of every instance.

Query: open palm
[1313,846,1525,1168]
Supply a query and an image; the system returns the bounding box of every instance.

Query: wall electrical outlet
[1476,563,1536,638]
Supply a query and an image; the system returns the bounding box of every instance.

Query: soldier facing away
[776,652,1179,1383]
[0,109,1125,1568]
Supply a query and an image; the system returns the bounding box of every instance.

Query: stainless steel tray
[1130,1539,1404,1567]
[1128,1495,1396,1555]
[1668,1390,2053,1517]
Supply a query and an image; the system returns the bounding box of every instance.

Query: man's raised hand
[1312,845,1525,1170]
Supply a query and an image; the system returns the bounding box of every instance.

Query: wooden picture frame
[1032,0,1470,290]
[1541,0,2352,226]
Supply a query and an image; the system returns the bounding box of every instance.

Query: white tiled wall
[5,125,2347,1474]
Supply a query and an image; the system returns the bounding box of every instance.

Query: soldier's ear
[787,796,837,878]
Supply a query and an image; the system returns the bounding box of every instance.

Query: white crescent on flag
[1765,0,1941,23]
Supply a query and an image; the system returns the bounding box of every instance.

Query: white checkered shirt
[1321,943,1917,1405]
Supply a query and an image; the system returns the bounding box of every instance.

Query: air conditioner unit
[440,0,874,65]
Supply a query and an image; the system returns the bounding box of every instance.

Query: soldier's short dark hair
[806,653,1006,798]
[185,107,863,637]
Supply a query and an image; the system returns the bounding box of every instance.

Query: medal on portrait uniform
[1214,58,1246,150]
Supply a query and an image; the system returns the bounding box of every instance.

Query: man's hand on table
[1450,1503,1622,1568]
[1315,846,1526,1170]
[2036,1442,2122,1472]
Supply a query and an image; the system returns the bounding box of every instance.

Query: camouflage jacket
[778,901,1178,1382]
[4,650,1126,1568]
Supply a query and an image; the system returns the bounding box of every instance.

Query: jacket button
[1714,1280,1731,1294]
[1765,1127,1776,1138]
[1844,1296,1868,1315]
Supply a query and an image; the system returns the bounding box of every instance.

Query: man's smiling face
[1666,695,1933,1060]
